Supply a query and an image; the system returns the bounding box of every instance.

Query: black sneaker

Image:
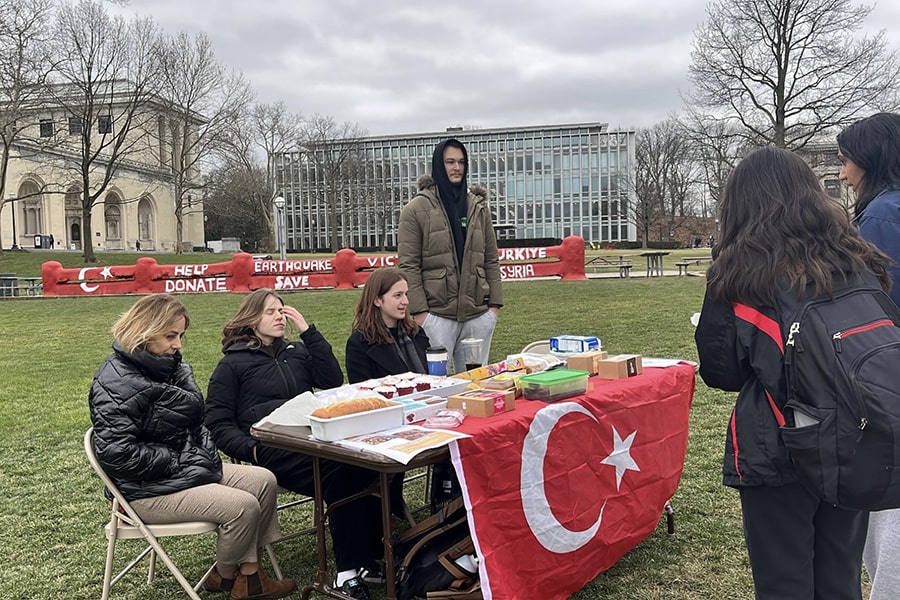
[333,576,371,600]
[358,563,386,585]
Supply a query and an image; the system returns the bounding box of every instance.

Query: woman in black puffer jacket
[205,289,384,600]
[89,294,295,600]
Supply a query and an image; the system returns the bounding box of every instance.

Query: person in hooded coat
[397,138,503,374]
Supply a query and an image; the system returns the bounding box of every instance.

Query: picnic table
[639,251,670,277]
[675,256,713,276]
[584,255,633,278]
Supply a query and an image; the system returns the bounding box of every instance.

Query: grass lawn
[0,252,761,599]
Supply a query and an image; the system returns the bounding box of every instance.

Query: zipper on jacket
[833,319,894,353]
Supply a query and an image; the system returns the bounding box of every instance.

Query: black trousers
[258,445,388,572]
[739,482,868,600]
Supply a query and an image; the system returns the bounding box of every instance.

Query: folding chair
[84,428,216,600]
[85,428,283,599]
[520,340,551,354]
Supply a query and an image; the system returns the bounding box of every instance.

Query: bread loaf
[310,397,393,419]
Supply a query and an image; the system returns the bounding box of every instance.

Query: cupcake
[413,376,432,392]
[395,382,416,396]
[373,385,396,399]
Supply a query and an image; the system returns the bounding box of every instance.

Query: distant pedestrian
[48,234,54,248]
[135,240,141,251]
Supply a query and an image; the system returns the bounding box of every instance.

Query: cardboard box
[550,335,601,354]
[596,354,644,380]
[565,350,609,375]
[447,388,516,417]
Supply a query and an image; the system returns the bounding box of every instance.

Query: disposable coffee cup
[426,346,449,376]
[459,338,484,371]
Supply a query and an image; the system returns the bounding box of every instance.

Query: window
[68,117,82,136]
[98,115,112,134]
[105,205,121,240]
[39,119,53,137]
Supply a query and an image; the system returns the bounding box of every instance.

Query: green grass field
[0,248,766,600]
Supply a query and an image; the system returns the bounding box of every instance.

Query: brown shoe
[230,569,296,600]
[203,568,236,592]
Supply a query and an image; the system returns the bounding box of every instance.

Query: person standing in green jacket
[398,138,503,374]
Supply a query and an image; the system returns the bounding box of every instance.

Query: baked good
[310,397,393,419]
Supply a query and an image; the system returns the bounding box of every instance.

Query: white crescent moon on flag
[520,402,605,553]
[78,267,99,292]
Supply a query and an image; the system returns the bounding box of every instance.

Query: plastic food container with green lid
[520,369,589,402]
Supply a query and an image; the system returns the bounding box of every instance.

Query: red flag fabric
[450,363,695,599]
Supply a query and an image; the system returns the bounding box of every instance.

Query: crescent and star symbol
[77,266,114,293]
[520,402,640,554]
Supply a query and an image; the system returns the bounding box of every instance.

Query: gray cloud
[124,0,899,136]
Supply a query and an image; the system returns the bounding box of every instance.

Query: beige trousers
[130,463,281,565]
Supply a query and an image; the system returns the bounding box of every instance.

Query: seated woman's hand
[281,305,309,334]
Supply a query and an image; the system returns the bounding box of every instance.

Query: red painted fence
[41,235,588,296]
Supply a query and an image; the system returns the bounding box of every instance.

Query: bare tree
[254,101,304,250]
[632,118,699,246]
[687,0,900,149]
[203,159,268,252]
[155,30,251,253]
[299,115,367,251]
[51,0,162,262]
[211,100,305,252]
[0,0,55,253]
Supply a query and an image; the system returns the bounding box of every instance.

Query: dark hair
[221,288,284,350]
[837,112,900,217]
[352,267,419,344]
[709,146,890,306]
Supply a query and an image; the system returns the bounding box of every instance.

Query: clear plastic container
[520,369,589,402]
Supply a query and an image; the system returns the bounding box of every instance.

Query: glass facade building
[273,122,636,252]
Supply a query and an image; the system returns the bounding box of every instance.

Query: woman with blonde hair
[89,294,295,599]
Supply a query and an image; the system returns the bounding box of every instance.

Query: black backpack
[395,496,482,600]
[780,285,900,510]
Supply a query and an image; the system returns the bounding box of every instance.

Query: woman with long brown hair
[345,267,430,384]
[695,146,890,599]
[205,289,383,600]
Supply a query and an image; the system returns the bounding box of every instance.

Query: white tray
[307,402,404,442]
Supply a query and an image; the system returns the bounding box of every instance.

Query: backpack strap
[436,535,476,580]
[397,495,466,545]
[397,514,470,573]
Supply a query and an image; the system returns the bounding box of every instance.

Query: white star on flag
[100,266,113,279]
[600,426,640,490]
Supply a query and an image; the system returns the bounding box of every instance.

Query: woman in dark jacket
[346,267,430,384]
[694,147,891,600]
[89,294,295,599]
[838,112,900,599]
[205,289,382,600]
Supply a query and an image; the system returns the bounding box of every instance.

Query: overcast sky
[117,0,900,137]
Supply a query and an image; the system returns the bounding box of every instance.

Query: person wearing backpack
[838,112,900,600]
[694,146,892,599]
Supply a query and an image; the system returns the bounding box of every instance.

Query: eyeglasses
[443,159,467,167]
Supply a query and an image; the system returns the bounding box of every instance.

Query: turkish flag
[450,363,695,599]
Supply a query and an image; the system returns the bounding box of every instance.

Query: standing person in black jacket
[346,267,429,384]
[694,147,891,599]
[205,288,382,600]
[89,294,295,600]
